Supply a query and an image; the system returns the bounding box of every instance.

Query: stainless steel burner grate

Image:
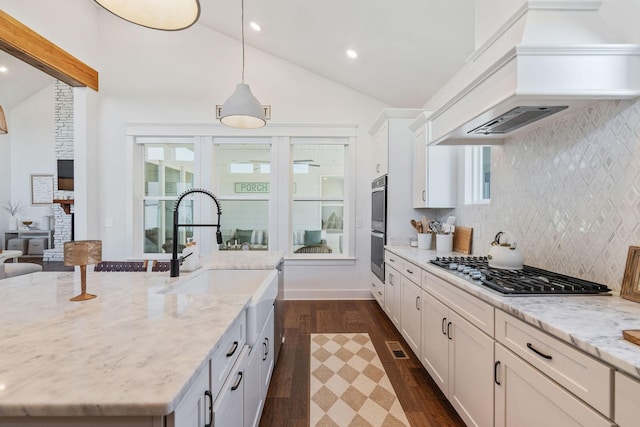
[430,256,611,296]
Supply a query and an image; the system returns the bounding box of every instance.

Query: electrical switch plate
[356,219,363,228]
[104,218,114,227]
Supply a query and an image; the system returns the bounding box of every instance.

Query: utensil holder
[417,233,432,250]
[436,233,453,252]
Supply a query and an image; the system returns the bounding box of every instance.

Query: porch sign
[235,182,269,193]
[234,182,296,193]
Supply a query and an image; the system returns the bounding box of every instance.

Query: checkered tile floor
[310,333,410,426]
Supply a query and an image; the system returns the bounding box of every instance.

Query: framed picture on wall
[31,174,54,205]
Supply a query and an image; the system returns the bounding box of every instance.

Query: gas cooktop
[430,256,611,296]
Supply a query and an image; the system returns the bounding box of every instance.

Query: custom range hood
[427,0,640,145]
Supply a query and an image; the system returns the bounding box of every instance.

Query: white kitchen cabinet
[400,273,422,356]
[370,271,385,308]
[169,364,210,427]
[495,309,612,417]
[495,343,614,427]
[372,120,389,177]
[615,371,640,427]
[420,291,494,427]
[410,117,459,208]
[245,306,275,427]
[384,264,402,330]
[261,307,275,400]
[421,290,450,393]
[211,346,250,427]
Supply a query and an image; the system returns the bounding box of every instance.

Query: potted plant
[2,200,24,231]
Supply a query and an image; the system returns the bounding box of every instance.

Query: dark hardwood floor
[260,300,465,427]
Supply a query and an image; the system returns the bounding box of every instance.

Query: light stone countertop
[386,246,640,380]
[201,250,284,270]
[0,251,284,417]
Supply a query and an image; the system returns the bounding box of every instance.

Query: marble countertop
[202,250,284,270]
[386,246,640,380]
[0,251,284,418]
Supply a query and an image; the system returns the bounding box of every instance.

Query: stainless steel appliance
[430,256,611,296]
[371,175,387,281]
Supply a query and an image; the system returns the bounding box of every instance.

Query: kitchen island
[0,251,284,425]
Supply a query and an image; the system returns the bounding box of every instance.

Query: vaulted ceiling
[0,1,476,110]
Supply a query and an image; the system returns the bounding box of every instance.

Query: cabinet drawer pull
[231,372,243,391]
[378,291,383,296]
[406,269,413,274]
[447,322,452,340]
[389,274,395,286]
[263,337,270,360]
[416,296,420,310]
[204,390,213,427]
[526,343,553,360]
[441,318,447,335]
[422,190,426,201]
[389,257,396,263]
[494,361,501,385]
[226,341,239,357]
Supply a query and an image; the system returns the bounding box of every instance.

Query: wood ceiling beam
[0,10,99,91]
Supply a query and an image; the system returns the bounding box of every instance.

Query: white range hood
[427,0,640,145]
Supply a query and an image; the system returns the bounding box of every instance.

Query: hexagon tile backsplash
[448,98,640,293]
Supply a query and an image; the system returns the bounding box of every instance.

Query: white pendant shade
[94,0,200,31]
[219,83,266,129]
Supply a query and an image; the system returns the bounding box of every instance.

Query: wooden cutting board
[453,226,473,254]
[623,330,640,346]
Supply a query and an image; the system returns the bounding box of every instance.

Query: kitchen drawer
[384,251,401,268]
[211,312,247,401]
[423,271,494,337]
[495,309,612,417]
[401,259,421,284]
[370,271,385,308]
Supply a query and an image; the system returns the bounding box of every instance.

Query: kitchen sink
[160,269,278,346]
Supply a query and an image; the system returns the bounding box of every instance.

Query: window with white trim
[291,140,347,255]
[133,126,355,260]
[141,140,195,254]
[463,145,491,204]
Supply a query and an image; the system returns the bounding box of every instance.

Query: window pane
[144,144,195,196]
[292,201,343,254]
[218,144,271,196]
[292,145,345,198]
[482,146,491,199]
[143,199,194,254]
[218,200,269,250]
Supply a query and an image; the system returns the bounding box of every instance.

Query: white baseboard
[284,288,374,300]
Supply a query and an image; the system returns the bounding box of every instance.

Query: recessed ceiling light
[0,66,8,73]
[346,49,358,59]
[249,21,261,31]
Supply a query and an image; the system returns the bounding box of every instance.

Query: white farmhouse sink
[161,269,278,346]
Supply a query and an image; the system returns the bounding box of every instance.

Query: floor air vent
[385,341,409,359]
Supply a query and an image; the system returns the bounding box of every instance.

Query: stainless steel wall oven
[371,175,387,282]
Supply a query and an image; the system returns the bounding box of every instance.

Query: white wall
[0,2,388,298]
[6,85,55,230]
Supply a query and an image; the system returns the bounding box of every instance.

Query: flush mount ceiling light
[0,105,7,134]
[249,21,261,32]
[346,49,358,59]
[94,0,201,31]
[217,0,270,129]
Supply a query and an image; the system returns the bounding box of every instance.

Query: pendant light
[0,105,7,134]
[94,0,201,31]
[218,0,268,129]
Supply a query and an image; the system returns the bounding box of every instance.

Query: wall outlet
[104,218,114,228]
[356,218,363,228]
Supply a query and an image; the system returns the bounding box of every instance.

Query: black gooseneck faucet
[171,188,223,277]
